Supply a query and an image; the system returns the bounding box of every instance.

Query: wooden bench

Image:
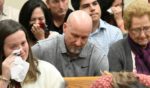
[64,76,99,88]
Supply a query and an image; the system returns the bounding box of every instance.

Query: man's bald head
[63,10,93,55]
[65,10,93,33]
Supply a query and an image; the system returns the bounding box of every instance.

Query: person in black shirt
[46,0,72,34]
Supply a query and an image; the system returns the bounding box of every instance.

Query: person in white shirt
[0,19,65,88]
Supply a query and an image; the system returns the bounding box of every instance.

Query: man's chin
[92,17,99,23]
[68,49,82,56]
[58,12,66,16]
[70,51,80,55]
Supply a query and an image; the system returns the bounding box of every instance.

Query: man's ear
[63,23,67,33]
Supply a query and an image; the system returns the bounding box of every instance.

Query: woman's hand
[2,54,16,80]
[111,6,127,33]
[111,6,122,20]
[0,54,15,88]
[31,23,45,40]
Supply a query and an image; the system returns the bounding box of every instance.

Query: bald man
[32,10,108,77]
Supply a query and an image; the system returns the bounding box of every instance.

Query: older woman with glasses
[108,0,150,75]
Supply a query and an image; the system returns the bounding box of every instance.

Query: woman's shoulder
[37,60,63,79]
[37,60,58,72]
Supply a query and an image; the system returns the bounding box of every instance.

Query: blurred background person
[45,0,72,34]
[19,0,59,46]
[98,0,127,34]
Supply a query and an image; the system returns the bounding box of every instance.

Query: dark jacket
[108,36,133,72]
[50,9,73,34]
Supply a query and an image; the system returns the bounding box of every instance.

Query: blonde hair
[124,0,150,30]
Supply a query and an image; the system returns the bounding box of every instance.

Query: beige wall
[42,0,73,10]
[5,0,148,11]
[124,0,134,9]
[5,0,27,9]
[5,0,73,11]
[124,0,148,9]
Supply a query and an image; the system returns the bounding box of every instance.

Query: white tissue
[10,50,29,82]
[107,8,113,14]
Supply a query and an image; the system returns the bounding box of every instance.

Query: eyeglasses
[130,26,150,36]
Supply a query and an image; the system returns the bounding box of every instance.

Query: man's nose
[75,38,82,47]
[90,4,95,11]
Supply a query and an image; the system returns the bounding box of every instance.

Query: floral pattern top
[91,73,150,88]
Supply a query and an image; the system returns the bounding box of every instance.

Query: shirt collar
[99,19,107,30]
[90,19,106,36]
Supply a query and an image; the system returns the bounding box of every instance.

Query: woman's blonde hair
[124,0,150,30]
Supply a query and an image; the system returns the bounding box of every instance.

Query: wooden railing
[64,76,99,88]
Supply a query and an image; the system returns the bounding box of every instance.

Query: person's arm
[32,43,42,59]
[0,54,15,88]
[108,45,123,72]
[97,54,109,74]
[0,76,10,88]
[92,47,109,75]
[111,6,127,34]
[38,60,65,88]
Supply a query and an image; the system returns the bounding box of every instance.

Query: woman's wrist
[0,76,10,83]
[0,76,10,88]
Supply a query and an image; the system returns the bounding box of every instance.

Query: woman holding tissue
[0,19,65,88]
